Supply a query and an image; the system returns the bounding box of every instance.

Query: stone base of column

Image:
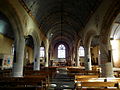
[76,62,80,67]
[88,62,92,70]
[12,71,23,77]
[33,60,40,70]
[45,63,48,67]
[85,62,92,70]
[12,63,23,77]
[105,62,114,77]
[33,65,40,71]
[33,67,40,70]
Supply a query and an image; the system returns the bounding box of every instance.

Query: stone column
[84,47,92,70]
[75,46,80,67]
[69,47,74,66]
[12,38,25,77]
[33,46,40,70]
[45,51,49,67]
[71,54,75,66]
[100,35,114,77]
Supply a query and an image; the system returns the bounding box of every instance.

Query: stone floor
[48,68,75,90]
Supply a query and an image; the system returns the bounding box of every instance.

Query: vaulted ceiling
[22,0,102,45]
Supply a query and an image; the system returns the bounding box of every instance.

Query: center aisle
[48,67,75,90]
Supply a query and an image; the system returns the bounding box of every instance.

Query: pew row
[79,82,119,90]
[75,78,120,90]
[0,86,42,90]
[0,76,48,90]
[68,69,100,77]
[75,75,99,79]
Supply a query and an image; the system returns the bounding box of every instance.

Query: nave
[0,0,120,90]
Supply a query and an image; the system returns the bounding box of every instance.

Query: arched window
[40,47,45,58]
[79,46,85,57]
[58,44,66,58]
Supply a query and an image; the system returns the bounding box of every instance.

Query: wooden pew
[75,75,99,79]
[75,76,103,89]
[114,71,120,77]
[75,78,120,83]
[44,66,57,71]
[0,69,12,76]
[24,65,33,71]
[67,68,84,73]
[75,78,105,83]
[77,82,119,90]
[24,75,50,88]
[24,70,56,80]
[0,76,47,89]
[67,68,99,74]
[68,69,100,77]
[75,78,120,90]
[24,70,55,76]
[0,86,43,90]
[67,66,85,69]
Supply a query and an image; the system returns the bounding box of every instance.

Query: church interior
[0,0,120,90]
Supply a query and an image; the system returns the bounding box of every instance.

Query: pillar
[34,46,40,70]
[84,47,92,70]
[100,35,114,77]
[12,38,25,77]
[75,46,80,67]
[45,52,49,67]
[71,47,75,66]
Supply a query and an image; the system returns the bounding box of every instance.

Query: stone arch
[0,4,25,63]
[41,41,45,47]
[26,31,40,57]
[98,1,120,77]
[83,30,97,70]
[84,30,97,46]
[0,2,24,41]
[99,0,120,63]
[24,35,34,65]
[25,30,40,70]
[100,0,120,41]
[109,14,120,68]
[0,1,26,76]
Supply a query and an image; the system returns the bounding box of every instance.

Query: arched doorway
[0,11,25,77]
